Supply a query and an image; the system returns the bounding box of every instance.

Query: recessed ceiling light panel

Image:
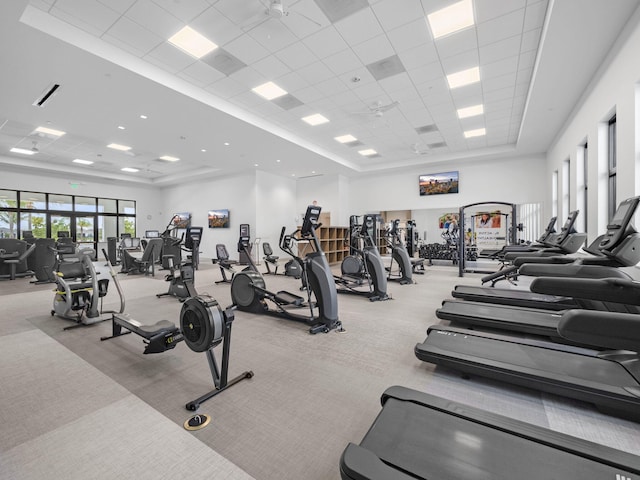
[447,67,480,89]
[34,126,66,137]
[334,134,358,143]
[457,104,484,119]
[10,147,36,155]
[358,148,377,156]
[107,143,132,151]
[73,159,94,165]
[464,127,486,138]
[168,26,218,59]
[302,114,329,126]
[252,81,288,100]
[121,167,139,172]
[427,0,475,39]
[159,155,180,162]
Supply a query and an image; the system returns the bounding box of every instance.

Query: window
[576,142,588,235]
[49,194,72,211]
[75,196,97,212]
[562,158,570,221]
[20,192,46,209]
[551,170,559,218]
[608,115,617,220]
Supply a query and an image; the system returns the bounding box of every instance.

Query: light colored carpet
[1,258,639,480]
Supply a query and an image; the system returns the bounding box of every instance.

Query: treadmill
[452,197,640,309]
[340,386,640,480]
[415,277,640,421]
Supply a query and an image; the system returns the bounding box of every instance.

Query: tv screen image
[172,212,191,229]
[208,209,230,228]
[419,171,459,196]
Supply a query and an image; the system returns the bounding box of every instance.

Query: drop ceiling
[0,0,638,186]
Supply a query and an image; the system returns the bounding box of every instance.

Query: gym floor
[0,258,638,479]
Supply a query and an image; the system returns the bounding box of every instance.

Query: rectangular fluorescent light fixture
[427,0,474,39]
[464,127,486,138]
[302,114,329,126]
[73,159,94,165]
[252,81,288,100]
[159,155,180,162]
[447,66,480,89]
[358,148,377,156]
[10,147,36,155]
[107,143,132,151]
[35,126,66,137]
[457,104,484,119]
[168,26,218,59]
[121,167,139,172]
[334,134,358,143]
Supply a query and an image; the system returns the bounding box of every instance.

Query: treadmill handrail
[531,277,640,305]
[559,309,640,351]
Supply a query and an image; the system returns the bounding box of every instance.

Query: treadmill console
[599,196,640,250]
[238,223,251,251]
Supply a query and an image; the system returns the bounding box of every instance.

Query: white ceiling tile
[105,16,164,57]
[208,77,247,98]
[517,50,537,71]
[315,77,348,97]
[144,42,198,73]
[386,18,431,54]
[484,86,515,102]
[125,0,184,38]
[417,78,450,102]
[102,33,149,57]
[275,42,319,71]
[97,0,136,14]
[296,61,335,84]
[479,35,521,65]
[51,0,121,33]
[435,28,478,59]
[228,66,265,89]
[190,6,245,46]
[49,6,108,36]
[521,27,542,52]
[351,34,395,65]
[225,33,270,64]
[371,0,425,31]
[351,82,387,103]
[475,0,526,23]
[252,55,292,79]
[481,55,518,79]
[524,0,549,31]
[339,67,378,89]
[151,0,211,23]
[179,60,225,86]
[302,26,349,59]
[397,42,439,69]
[232,90,268,109]
[450,83,483,105]
[378,72,415,96]
[440,49,480,75]
[484,74,517,93]
[277,71,311,93]
[214,0,264,24]
[323,49,363,76]
[334,7,384,46]
[485,98,513,113]
[477,9,525,46]
[407,61,444,85]
[247,20,299,53]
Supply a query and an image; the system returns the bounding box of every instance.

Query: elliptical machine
[385,219,414,284]
[334,215,389,301]
[230,205,342,334]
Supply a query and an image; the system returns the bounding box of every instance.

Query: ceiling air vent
[33,83,61,107]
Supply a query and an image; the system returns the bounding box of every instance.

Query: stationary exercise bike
[230,205,342,334]
[334,214,389,301]
[156,255,198,302]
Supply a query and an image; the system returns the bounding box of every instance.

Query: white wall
[296,174,350,226]
[0,163,162,234]
[255,170,298,252]
[546,6,640,243]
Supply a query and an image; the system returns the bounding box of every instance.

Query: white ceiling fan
[244,0,321,29]
[352,100,400,118]
[411,143,429,155]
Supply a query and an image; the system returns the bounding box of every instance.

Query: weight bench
[101,313,183,354]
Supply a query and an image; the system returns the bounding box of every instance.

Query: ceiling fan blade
[378,101,399,113]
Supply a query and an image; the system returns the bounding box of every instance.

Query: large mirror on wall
[379,203,544,250]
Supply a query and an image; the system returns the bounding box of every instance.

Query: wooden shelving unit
[318,226,349,265]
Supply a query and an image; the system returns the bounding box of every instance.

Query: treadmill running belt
[340,386,640,480]
[415,326,640,421]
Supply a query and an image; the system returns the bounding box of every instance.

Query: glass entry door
[75,216,95,249]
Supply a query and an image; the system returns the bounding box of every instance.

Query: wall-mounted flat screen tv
[208,209,230,228]
[172,212,191,229]
[419,171,459,196]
